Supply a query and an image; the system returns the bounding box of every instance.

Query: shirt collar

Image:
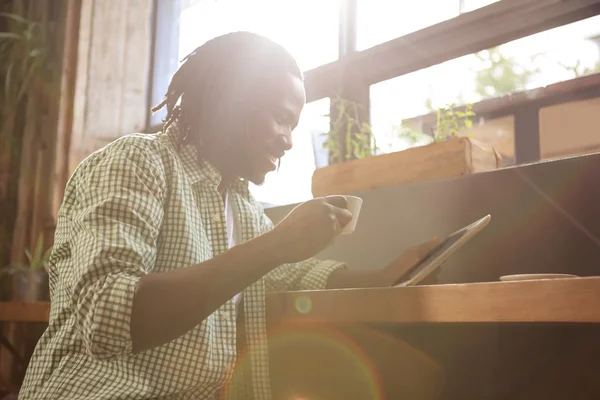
[160,121,249,192]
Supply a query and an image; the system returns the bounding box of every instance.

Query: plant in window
[322,98,378,165]
[312,102,499,199]
[396,122,431,146]
[432,103,476,142]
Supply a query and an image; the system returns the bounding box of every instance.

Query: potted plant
[1,236,51,302]
[0,11,51,280]
[321,98,378,164]
[311,101,502,197]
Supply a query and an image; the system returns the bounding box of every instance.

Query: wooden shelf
[0,302,50,323]
[267,277,600,325]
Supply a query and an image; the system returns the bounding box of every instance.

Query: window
[179,0,340,72]
[250,99,330,206]
[459,0,500,13]
[369,15,600,163]
[356,0,500,51]
[152,0,600,204]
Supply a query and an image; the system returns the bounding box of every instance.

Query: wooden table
[3,279,600,399]
[267,277,600,324]
[266,277,600,400]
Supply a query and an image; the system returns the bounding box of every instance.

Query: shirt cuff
[299,260,347,291]
[87,273,139,359]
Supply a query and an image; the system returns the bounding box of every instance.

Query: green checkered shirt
[19,124,345,400]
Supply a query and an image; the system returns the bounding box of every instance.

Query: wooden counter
[3,277,599,325]
[267,277,600,325]
[267,277,600,399]
[4,279,600,399]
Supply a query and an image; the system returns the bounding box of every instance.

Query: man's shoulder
[73,133,173,177]
[94,133,163,161]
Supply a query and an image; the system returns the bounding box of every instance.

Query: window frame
[147,0,600,163]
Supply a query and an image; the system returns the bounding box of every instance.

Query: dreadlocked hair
[151,31,302,156]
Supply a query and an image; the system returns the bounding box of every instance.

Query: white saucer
[499,273,578,282]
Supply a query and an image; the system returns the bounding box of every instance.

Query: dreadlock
[151,32,302,157]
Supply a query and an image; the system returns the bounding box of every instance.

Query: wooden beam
[267,277,600,325]
[53,0,81,218]
[514,104,541,164]
[402,73,600,127]
[338,0,357,57]
[304,0,600,102]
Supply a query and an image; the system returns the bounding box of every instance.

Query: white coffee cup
[340,196,363,235]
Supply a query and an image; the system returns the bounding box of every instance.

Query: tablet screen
[394,215,490,287]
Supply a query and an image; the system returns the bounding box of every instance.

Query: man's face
[231,72,306,185]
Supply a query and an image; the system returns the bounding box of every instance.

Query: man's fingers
[401,237,442,266]
[323,196,353,229]
[331,206,353,227]
[418,237,442,257]
[323,195,348,210]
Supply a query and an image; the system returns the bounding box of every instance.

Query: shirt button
[221,311,231,321]
[212,213,221,222]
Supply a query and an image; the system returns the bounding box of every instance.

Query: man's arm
[257,212,442,292]
[70,148,349,358]
[326,237,442,289]
[258,213,346,292]
[131,233,283,353]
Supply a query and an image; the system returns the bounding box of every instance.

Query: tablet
[394,215,491,287]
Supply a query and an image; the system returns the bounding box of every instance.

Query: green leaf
[5,62,13,101]
[0,32,21,40]
[30,47,43,58]
[0,12,30,24]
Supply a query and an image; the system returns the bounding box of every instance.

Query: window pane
[179,0,340,72]
[357,1,501,51]
[250,99,330,206]
[459,0,499,13]
[369,15,600,163]
[357,0,459,51]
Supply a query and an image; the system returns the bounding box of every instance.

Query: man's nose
[281,131,293,151]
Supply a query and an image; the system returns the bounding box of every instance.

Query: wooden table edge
[267,277,600,325]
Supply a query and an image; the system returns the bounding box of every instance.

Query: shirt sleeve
[258,212,347,292]
[69,146,165,360]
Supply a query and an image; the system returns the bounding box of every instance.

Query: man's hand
[327,237,442,289]
[266,196,353,264]
[379,237,442,286]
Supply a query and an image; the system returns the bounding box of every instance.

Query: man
[20,32,439,399]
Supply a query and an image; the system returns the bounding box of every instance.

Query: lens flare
[294,295,312,314]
